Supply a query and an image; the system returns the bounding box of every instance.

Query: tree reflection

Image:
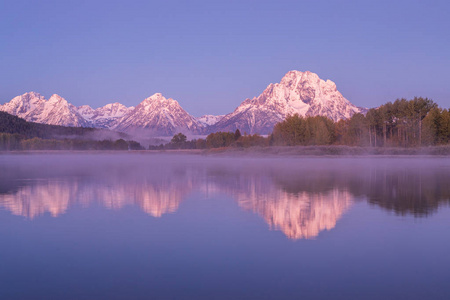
[0,156,449,239]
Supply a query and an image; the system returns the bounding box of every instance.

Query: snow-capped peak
[113,93,203,135]
[76,102,134,128]
[1,70,364,135]
[211,70,363,134]
[0,92,46,116]
[142,93,178,105]
[77,105,95,119]
[197,115,225,126]
[0,92,90,127]
[48,94,66,103]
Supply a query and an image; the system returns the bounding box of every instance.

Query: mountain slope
[197,115,224,126]
[78,103,134,128]
[113,93,203,135]
[212,70,362,134]
[1,71,363,136]
[0,111,97,138]
[0,92,91,127]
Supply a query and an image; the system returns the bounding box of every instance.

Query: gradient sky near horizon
[1,0,449,116]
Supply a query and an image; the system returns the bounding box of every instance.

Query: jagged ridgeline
[0,111,143,150]
[2,71,447,144]
[0,71,364,136]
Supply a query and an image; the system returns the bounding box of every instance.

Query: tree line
[0,111,99,138]
[274,97,449,147]
[148,130,269,150]
[159,97,449,150]
[333,97,449,147]
[0,111,145,151]
[2,97,449,151]
[0,133,144,151]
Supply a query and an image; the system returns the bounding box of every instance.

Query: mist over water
[1,154,450,299]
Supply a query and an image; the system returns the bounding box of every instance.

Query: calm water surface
[0,154,449,300]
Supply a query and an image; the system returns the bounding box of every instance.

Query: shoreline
[1,145,450,156]
[204,145,450,156]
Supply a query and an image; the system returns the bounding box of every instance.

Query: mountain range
[0,71,364,135]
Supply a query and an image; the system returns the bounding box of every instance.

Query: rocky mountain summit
[1,71,363,135]
[211,70,363,134]
[0,92,90,127]
[113,93,203,135]
[77,103,134,128]
[197,115,224,126]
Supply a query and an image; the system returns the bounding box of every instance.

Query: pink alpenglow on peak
[0,91,201,134]
[197,114,225,126]
[211,70,364,134]
[113,93,203,135]
[0,92,91,127]
[77,102,134,128]
[0,92,46,117]
[1,71,365,135]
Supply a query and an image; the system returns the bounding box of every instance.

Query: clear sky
[1,0,449,116]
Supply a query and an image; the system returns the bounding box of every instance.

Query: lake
[0,154,449,300]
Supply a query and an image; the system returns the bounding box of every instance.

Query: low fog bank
[71,129,170,148]
[202,145,450,156]
[2,153,449,189]
[3,145,450,156]
[3,152,449,178]
[116,128,208,148]
[53,128,181,148]
[54,129,128,142]
[1,153,450,220]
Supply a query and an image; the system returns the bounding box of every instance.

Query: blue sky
[1,0,449,116]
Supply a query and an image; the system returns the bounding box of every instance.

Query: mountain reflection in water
[0,155,449,239]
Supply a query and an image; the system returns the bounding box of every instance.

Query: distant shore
[2,145,450,156]
[203,145,450,156]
